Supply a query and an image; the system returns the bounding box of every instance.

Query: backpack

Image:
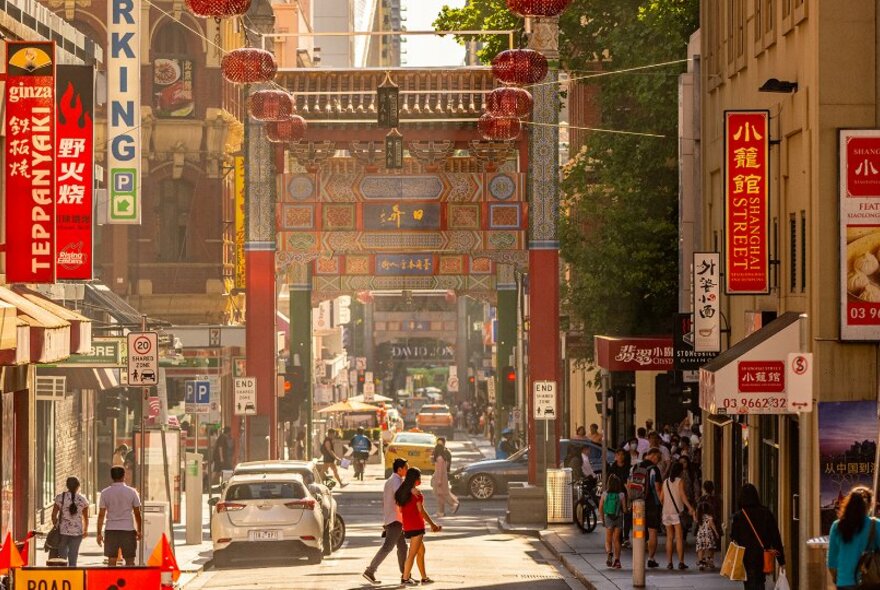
[627,464,651,502]
[604,492,621,517]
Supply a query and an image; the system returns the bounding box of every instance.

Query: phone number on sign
[721,396,787,412]
[848,301,880,325]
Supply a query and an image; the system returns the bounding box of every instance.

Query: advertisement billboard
[724,111,770,294]
[5,41,57,283]
[839,130,880,339]
[692,252,721,352]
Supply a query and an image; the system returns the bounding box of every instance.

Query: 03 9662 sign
[5,41,57,283]
[724,111,770,294]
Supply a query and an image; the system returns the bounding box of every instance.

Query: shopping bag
[340,458,352,470]
[774,569,790,590]
[720,541,746,581]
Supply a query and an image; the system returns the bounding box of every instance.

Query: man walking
[639,448,663,568]
[96,466,142,566]
[213,426,234,481]
[363,458,409,585]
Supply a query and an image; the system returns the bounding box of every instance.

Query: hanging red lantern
[485,87,533,118]
[478,113,522,141]
[491,49,549,86]
[266,115,307,143]
[506,0,572,17]
[185,0,251,17]
[221,49,278,84]
[249,90,294,121]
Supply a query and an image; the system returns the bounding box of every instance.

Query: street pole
[632,499,646,587]
[139,314,147,566]
[600,370,609,488]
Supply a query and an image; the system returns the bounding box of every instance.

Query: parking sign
[185,379,210,414]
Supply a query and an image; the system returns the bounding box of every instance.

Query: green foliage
[433,0,520,63]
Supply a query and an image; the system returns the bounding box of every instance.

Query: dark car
[450,439,614,500]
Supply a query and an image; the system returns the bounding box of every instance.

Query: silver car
[211,473,325,566]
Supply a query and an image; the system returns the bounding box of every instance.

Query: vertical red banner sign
[4,41,56,283]
[56,65,94,280]
[724,110,770,294]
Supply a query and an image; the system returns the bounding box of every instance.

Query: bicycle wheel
[574,499,589,533]
[583,505,598,533]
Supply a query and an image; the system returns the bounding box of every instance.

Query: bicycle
[351,452,368,481]
[572,477,600,533]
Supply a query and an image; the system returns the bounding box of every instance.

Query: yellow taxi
[384,431,437,477]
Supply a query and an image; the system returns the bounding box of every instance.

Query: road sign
[447,376,459,393]
[234,377,257,416]
[533,381,557,420]
[15,568,84,589]
[127,331,158,386]
[487,378,496,404]
[363,381,376,401]
[185,379,210,414]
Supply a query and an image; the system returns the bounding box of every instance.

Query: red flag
[147,533,180,581]
[0,532,24,574]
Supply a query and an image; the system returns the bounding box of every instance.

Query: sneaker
[647,560,659,568]
[613,560,622,569]
[606,553,613,567]
[678,562,689,570]
[339,482,349,489]
[666,563,674,570]
[362,571,380,585]
[421,578,434,585]
[400,578,419,586]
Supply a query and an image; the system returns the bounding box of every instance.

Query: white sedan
[211,473,326,566]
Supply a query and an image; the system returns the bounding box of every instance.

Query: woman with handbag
[660,462,696,570]
[730,483,785,590]
[50,477,89,566]
[828,486,880,590]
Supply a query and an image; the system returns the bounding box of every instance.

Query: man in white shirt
[635,427,650,459]
[96,466,142,566]
[363,458,409,585]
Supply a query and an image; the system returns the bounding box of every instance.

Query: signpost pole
[138,315,147,566]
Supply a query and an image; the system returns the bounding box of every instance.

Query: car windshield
[394,433,435,445]
[508,447,528,461]
[226,482,306,501]
[233,465,313,484]
[419,406,449,414]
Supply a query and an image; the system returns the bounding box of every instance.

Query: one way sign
[185,380,210,414]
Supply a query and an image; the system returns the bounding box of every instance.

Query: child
[599,474,627,569]
[696,498,719,570]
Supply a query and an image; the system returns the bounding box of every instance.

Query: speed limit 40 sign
[127,331,158,386]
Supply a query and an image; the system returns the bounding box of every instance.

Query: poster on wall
[5,41,57,283]
[153,57,194,118]
[724,111,770,294]
[818,400,877,533]
[839,130,880,340]
[56,65,95,280]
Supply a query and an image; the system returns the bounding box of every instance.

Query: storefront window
[36,400,55,513]
[0,392,13,539]
[759,415,779,516]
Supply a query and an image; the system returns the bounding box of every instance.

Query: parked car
[211,473,326,566]
[450,439,615,500]
[415,404,455,440]
[384,431,437,477]
[230,460,344,553]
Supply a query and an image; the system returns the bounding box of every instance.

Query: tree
[433,0,520,64]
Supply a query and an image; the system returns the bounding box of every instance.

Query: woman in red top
[395,467,441,585]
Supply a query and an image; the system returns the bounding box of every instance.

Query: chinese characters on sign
[5,41,56,283]
[839,130,880,340]
[724,111,770,294]
[55,65,94,280]
[364,203,441,231]
[595,337,675,372]
[375,255,436,276]
[692,252,721,352]
[737,361,785,393]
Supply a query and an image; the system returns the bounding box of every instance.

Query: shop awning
[13,286,92,354]
[699,312,808,415]
[595,336,674,371]
[0,286,70,364]
[84,283,145,327]
[38,366,119,391]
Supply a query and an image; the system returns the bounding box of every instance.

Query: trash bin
[546,468,573,524]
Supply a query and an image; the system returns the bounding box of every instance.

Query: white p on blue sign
[185,380,210,414]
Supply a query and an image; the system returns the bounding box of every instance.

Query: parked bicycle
[572,476,600,533]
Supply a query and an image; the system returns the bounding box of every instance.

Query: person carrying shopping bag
[730,483,785,590]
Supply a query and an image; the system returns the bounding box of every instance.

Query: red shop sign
[5,41,57,283]
[595,336,674,372]
[724,111,770,294]
[737,360,785,393]
[844,134,880,197]
[56,65,94,280]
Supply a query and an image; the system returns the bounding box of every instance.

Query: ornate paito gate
[269,68,529,448]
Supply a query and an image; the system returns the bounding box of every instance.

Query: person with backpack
[627,447,663,568]
[600,474,627,569]
[828,486,880,589]
[607,449,632,548]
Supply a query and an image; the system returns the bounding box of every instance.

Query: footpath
[466,433,744,590]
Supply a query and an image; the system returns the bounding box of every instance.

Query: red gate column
[527,16,561,485]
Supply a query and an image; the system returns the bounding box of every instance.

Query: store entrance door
[787,417,800,588]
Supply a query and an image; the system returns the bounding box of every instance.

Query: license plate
[408,451,421,457]
[248,530,280,541]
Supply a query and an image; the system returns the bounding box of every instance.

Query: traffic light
[501,366,515,407]
[279,367,306,422]
[98,389,126,419]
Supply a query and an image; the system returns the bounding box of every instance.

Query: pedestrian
[677,455,697,535]
[635,427,650,458]
[696,498,720,570]
[607,449,632,548]
[698,480,722,557]
[660,462,696,570]
[828,486,878,590]
[600,474,626,569]
[51,477,89,566]
[396,467,441,586]
[496,429,517,459]
[349,426,373,481]
[213,426,234,480]
[730,483,785,590]
[320,429,348,488]
[293,429,306,461]
[96,466,142,567]
[431,439,459,517]
[563,444,584,477]
[363,458,409,585]
[579,444,597,480]
[588,424,602,445]
[630,447,663,568]
[573,425,588,440]
[112,444,128,467]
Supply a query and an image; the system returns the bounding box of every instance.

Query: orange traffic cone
[147,533,180,583]
[0,532,24,575]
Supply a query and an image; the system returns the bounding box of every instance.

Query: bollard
[632,499,646,588]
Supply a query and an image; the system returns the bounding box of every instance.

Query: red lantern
[221,49,277,84]
[478,113,522,141]
[249,90,294,121]
[185,0,250,17]
[266,115,307,143]
[485,87,533,118]
[506,0,572,17]
[491,49,549,86]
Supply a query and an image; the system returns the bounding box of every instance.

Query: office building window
[789,214,797,292]
[800,211,807,292]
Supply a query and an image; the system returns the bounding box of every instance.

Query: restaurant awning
[698,312,810,415]
[0,286,70,364]
[594,336,674,372]
[13,286,92,354]
[38,366,119,391]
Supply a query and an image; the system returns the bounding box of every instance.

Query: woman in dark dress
[730,483,785,590]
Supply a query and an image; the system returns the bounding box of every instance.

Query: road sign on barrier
[15,568,85,589]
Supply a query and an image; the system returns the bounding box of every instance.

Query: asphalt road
[185,439,582,590]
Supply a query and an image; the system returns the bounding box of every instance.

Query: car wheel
[468,473,496,500]
[307,548,323,565]
[330,514,346,552]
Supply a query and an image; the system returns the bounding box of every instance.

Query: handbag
[857,519,880,589]
[44,525,61,553]
[665,480,690,525]
[742,509,776,574]
[720,541,747,581]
